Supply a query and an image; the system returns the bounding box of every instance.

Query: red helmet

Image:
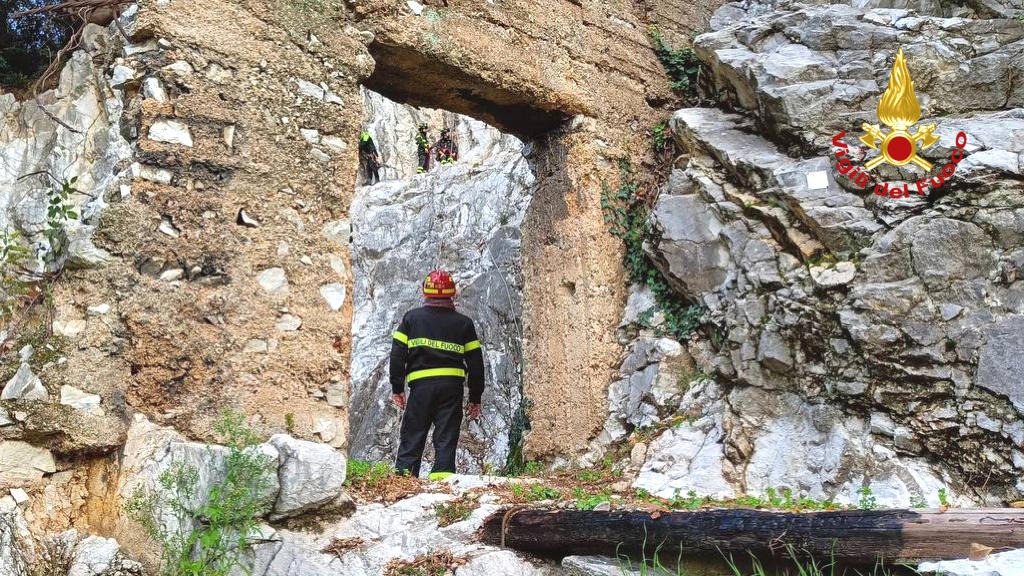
[423,270,456,298]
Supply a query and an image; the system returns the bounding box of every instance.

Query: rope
[500,505,528,548]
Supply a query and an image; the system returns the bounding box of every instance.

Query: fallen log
[480,508,1024,563]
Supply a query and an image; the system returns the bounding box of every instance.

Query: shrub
[125,411,273,576]
[649,26,702,99]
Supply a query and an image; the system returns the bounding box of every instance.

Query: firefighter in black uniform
[359,130,381,185]
[415,123,431,174]
[389,270,484,479]
[434,128,459,165]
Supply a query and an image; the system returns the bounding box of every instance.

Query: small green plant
[0,229,31,320]
[125,410,272,576]
[434,498,477,527]
[284,413,296,434]
[910,495,927,509]
[44,176,78,263]
[575,493,611,511]
[653,120,673,155]
[649,26,702,99]
[526,484,561,502]
[938,488,950,507]
[345,459,395,491]
[858,485,878,510]
[601,157,704,342]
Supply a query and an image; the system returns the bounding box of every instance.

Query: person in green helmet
[359,130,381,185]
[434,127,459,165]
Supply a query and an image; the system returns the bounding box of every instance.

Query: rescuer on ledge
[389,271,484,479]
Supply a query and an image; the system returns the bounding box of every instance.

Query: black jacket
[389,305,485,403]
[359,136,378,157]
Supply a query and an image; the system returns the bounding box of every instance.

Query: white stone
[300,128,320,144]
[123,40,158,56]
[322,220,351,246]
[258,268,289,295]
[110,65,138,87]
[0,409,12,426]
[918,548,1024,576]
[0,441,56,484]
[321,135,347,153]
[53,319,87,338]
[309,148,330,163]
[295,78,325,100]
[268,434,347,519]
[149,120,194,147]
[17,345,32,362]
[329,256,346,279]
[9,489,28,508]
[2,364,48,402]
[237,209,260,228]
[276,314,302,331]
[87,304,110,316]
[407,0,425,15]
[60,385,102,414]
[320,283,346,311]
[223,125,236,150]
[142,77,167,102]
[131,162,173,185]
[159,268,184,282]
[162,60,193,75]
[244,339,269,353]
[455,550,547,576]
[810,261,856,288]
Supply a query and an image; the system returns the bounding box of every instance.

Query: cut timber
[480,508,1024,562]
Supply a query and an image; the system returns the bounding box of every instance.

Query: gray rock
[977,316,1024,413]
[275,314,303,331]
[268,434,347,520]
[0,509,33,576]
[810,262,856,288]
[918,548,1024,576]
[2,364,48,402]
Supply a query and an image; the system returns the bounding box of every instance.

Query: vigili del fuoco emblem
[859,48,939,171]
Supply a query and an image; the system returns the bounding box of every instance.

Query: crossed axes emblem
[859,123,940,171]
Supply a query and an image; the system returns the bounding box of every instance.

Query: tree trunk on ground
[479,508,1024,563]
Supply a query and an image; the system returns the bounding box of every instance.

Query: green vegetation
[601,157,703,341]
[937,488,949,507]
[2,0,75,90]
[125,411,272,576]
[346,459,398,490]
[653,120,673,155]
[649,26,702,99]
[857,486,877,511]
[503,397,534,475]
[723,545,908,576]
[385,552,462,576]
[433,498,477,527]
[284,413,296,435]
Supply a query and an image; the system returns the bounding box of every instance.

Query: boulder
[0,507,33,576]
[268,434,346,520]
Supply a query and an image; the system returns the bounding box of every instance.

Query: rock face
[349,91,535,471]
[0,507,34,576]
[607,0,1024,506]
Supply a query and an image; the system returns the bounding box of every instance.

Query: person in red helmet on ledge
[389,270,484,479]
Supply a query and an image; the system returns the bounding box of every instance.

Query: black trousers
[363,158,380,184]
[417,149,430,173]
[395,381,463,477]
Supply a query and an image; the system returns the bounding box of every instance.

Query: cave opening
[347,85,545,475]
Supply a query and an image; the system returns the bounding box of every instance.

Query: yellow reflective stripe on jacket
[392,331,408,345]
[407,368,466,383]
[408,337,464,353]
[428,472,453,480]
[464,340,481,352]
